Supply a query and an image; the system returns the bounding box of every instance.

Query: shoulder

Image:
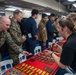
[46,20,52,25]
[67,34,76,44]
[26,17,35,23]
[0,31,5,37]
[25,17,31,22]
[38,23,44,29]
[28,17,34,21]
[39,21,44,26]
[46,20,49,24]
[10,20,17,28]
[4,31,11,35]
[65,34,76,49]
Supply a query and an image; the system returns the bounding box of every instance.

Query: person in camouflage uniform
[0,16,11,61]
[0,16,31,66]
[38,14,48,50]
[8,10,29,66]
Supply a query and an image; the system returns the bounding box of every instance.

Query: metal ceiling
[0,0,72,15]
[55,0,76,12]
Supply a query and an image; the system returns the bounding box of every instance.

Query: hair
[42,14,47,18]
[49,13,55,18]
[59,19,76,33]
[13,9,22,16]
[66,13,76,33]
[66,13,76,20]
[66,13,76,22]
[31,9,39,16]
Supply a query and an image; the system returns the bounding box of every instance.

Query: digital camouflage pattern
[8,20,24,65]
[0,31,23,62]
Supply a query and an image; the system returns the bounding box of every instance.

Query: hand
[22,35,26,41]
[34,35,38,40]
[22,51,32,56]
[52,42,62,53]
[54,33,56,37]
[51,42,57,46]
[50,42,55,51]
[43,50,53,56]
[42,42,46,46]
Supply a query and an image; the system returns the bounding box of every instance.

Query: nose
[7,26,10,29]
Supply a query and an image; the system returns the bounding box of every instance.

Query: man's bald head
[0,16,11,31]
[0,16,10,23]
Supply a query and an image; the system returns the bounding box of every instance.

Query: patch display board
[3,52,59,75]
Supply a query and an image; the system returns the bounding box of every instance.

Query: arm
[55,46,74,69]
[56,45,62,53]
[8,27,24,45]
[4,31,23,53]
[5,31,32,56]
[52,53,67,69]
[31,21,38,39]
[54,43,62,53]
[46,22,54,35]
[39,24,47,42]
[44,50,67,69]
[0,33,5,47]
[45,46,74,69]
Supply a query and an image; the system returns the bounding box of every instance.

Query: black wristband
[51,52,54,57]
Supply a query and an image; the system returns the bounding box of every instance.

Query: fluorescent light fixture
[45,12,51,15]
[68,0,76,2]
[0,11,5,13]
[5,8,16,11]
[23,9,31,13]
[73,3,76,7]
[5,6,22,11]
[61,15,66,19]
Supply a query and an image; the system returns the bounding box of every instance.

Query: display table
[3,52,60,75]
[3,38,65,75]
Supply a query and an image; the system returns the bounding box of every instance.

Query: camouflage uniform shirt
[0,31,23,61]
[8,20,24,65]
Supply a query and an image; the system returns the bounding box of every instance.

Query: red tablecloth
[3,52,59,75]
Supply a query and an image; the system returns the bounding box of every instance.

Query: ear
[15,14,18,19]
[63,26,67,32]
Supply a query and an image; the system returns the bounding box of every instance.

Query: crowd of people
[0,9,76,75]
